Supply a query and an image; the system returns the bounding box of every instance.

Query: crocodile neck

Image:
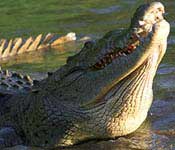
[84,48,162,138]
[57,50,162,146]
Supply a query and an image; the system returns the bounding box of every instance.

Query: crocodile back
[0,67,33,95]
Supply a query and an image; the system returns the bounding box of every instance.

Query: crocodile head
[51,2,169,108]
[67,2,165,67]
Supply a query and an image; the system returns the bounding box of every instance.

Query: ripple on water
[153,113,175,129]
[156,75,175,90]
[151,100,175,118]
[123,0,137,5]
[157,66,175,75]
[170,21,175,28]
[89,5,121,14]
[156,64,175,90]
[168,36,175,45]
[149,98,175,149]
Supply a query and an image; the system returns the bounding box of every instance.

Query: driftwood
[0,32,76,59]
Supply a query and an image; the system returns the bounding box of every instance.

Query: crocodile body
[0,2,170,149]
[0,32,76,60]
[0,67,33,95]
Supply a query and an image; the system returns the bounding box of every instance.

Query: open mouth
[91,33,140,70]
[88,18,169,106]
[91,18,164,71]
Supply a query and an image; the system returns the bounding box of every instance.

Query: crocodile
[0,2,170,149]
[0,32,76,60]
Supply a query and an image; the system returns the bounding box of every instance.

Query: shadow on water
[1,0,175,149]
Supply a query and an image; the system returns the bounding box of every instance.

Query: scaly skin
[0,67,33,95]
[0,2,170,149]
[0,32,76,60]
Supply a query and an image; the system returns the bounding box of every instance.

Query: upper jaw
[134,4,165,35]
[134,16,165,40]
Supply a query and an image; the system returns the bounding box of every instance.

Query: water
[1,0,175,149]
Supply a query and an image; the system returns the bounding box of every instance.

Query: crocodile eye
[158,8,162,12]
[151,10,155,14]
[158,7,165,13]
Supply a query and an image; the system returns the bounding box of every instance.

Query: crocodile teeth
[128,44,136,51]
[110,54,115,60]
[139,20,146,26]
[115,53,118,57]
[122,53,127,56]
[118,52,122,56]
[92,33,140,70]
[127,50,132,54]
